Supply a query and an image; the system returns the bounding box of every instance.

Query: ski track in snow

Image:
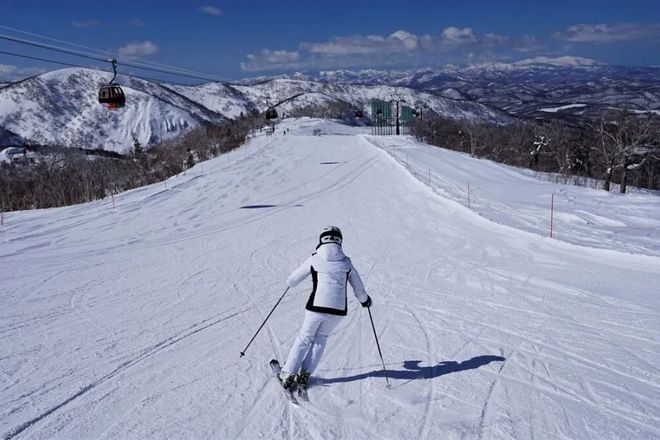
[1,118,659,439]
[3,307,250,439]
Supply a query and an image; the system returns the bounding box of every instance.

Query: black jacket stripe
[305,265,349,316]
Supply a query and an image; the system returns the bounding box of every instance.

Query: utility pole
[391,94,405,135]
[395,100,400,135]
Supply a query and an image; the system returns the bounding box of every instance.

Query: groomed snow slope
[1,119,659,439]
[373,136,660,257]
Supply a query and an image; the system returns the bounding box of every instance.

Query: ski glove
[361,295,372,308]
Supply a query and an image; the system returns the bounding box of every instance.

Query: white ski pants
[283,310,342,375]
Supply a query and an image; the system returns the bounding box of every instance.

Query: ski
[269,359,299,405]
[297,386,309,402]
[296,372,310,402]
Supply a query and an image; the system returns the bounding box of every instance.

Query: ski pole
[240,286,290,357]
[367,306,391,388]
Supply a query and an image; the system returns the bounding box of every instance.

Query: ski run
[1,118,659,439]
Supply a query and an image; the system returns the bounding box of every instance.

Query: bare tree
[590,110,658,193]
[411,113,658,192]
[530,134,548,171]
[0,114,264,212]
[460,121,484,157]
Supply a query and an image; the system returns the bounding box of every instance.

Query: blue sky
[1,0,659,82]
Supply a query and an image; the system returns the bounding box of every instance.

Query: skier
[278,226,371,393]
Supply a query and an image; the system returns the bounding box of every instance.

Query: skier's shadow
[317,355,506,386]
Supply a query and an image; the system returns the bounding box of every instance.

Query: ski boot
[296,370,311,401]
[297,371,311,390]
[278,371,296,390]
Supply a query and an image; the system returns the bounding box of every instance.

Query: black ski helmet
[319,226,342,246]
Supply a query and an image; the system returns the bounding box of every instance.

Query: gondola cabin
[265,107,278,120]
[98,84,125,109]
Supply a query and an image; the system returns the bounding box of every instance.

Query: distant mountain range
[242,57,660,120]
[1,57,658,152]
[0,68,510,152]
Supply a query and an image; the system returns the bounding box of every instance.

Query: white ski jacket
[287,243,368,316]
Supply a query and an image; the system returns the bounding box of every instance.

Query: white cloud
[304,30,419,56]
[554,22,660,43]
[72,19,100,28]
[304,35,384,55]
[441,27,476,43]
[0,64,18,75]
[484,33,509,45]
[241,49,300,71]
[199,6,224,16]
[118,41,160,57]
[0,64,47,81]
[239,27,535,72]
[301,27,489,58]
[389,30,420,50]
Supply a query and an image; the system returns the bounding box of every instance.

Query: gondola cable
[0,24,235,82]
[0,28,243,109]
[0,33,233,83]
[0,48,214,87]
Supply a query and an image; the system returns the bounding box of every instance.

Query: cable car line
[117,60,225,83]
[0,24,116,59]
[0,24,235,82]
[0,49,85,69]
[0,48,211,87]
[0,28,241,108]
[0,33,232,83]
[0,33,106,63]
[0,33,217,82]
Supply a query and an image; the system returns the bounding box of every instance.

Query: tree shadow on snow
[317,355,506,386]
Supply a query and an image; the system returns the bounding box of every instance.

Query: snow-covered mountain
[3,59,656,152]
[239,57,606,86]
[232,79,509,122]
[242,58,660,120]
[0,68,510,153]
[0,69,229,152]
[163,81,258,119]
